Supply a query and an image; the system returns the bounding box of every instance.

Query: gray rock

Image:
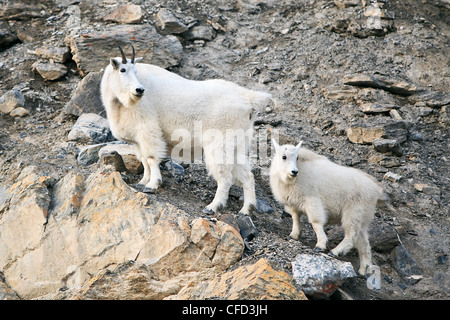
[334,0,361,9]
[236,214,258,242]
[165,160,185,180]
[32,61,68,81]
[77,143,106,166]
[64,71,104,117]
[0,21,18,50]
[343,74,417,96]
[0,89,25,114]
[35,45,71,63]
[327,222,401,253]
[182,25,216,41]
[292,253,357,298]
[383,171,402,183]
[64,72,105,117]
[255,198,274,214]
[68,113,113,144]
[156,8,188,34]
[408,91,450,108]
[373,138,402,156]
[413,183,441,196]
[360,103,398,114]
[391,244,423,285]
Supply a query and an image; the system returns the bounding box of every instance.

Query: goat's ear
[295,141,303,151]
[272,139,280,153]
[133,57,143,64]
[110,58,120,70]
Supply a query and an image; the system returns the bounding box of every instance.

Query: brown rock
[32,61,68,81]
[172,258,307,300]
[347,126,385,144]
[136,216,244,278]
[103,4,143,24]
[347,121,408,145]
[9,107,29,117]
[35,45,71,63]
[99,143,143,175]
[50,171,85,221]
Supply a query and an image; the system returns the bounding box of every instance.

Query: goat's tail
[247,90,276,112]
[377,191,396,213]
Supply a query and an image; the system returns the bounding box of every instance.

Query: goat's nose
[135,87,145,95]
[291,170,298,176]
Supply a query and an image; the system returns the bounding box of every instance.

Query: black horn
[131,45,135,64]
[115,41,127,64]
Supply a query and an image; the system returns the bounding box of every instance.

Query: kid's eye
[120,68,126,73]
[282,155,287,160]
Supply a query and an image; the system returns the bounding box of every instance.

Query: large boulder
[64,71,104,117]
[0,165,246,299]
[66,24,183,76]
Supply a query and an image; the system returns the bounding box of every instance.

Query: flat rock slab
[343,74,417,96]
[67,24,183,76]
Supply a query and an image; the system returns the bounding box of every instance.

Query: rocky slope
[0,0,448,300]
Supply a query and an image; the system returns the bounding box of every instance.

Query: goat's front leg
[285,205,302,240]
[143,157,162,193]
[134,147,150,188]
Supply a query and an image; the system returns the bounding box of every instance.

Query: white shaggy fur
[100,49,272,215]
[269,140,385,275]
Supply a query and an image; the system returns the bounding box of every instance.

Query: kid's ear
[110,58,120,70]
[295,141,303,151]
[272,139,280,152]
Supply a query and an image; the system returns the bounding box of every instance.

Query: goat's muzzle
[133,87,145,98]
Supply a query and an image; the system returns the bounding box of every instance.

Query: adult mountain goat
[100,44,272,215]
[269,140,387,275]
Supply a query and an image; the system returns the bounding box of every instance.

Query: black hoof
[143,187,158,194]
[313,247,326,253]
[202,208,215,215]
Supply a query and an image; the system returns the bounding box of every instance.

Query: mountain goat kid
[100,44,272,215]
[270,140,386,275]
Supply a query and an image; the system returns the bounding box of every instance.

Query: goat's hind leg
[355,227,374,276]
[233,164,257,215]
[330,213,358,257]
[203,168,233,214]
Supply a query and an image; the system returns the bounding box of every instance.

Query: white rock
[292,253,357,298]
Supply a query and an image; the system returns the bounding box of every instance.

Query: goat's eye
[282,155,287,160]
[120,68,126,73]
